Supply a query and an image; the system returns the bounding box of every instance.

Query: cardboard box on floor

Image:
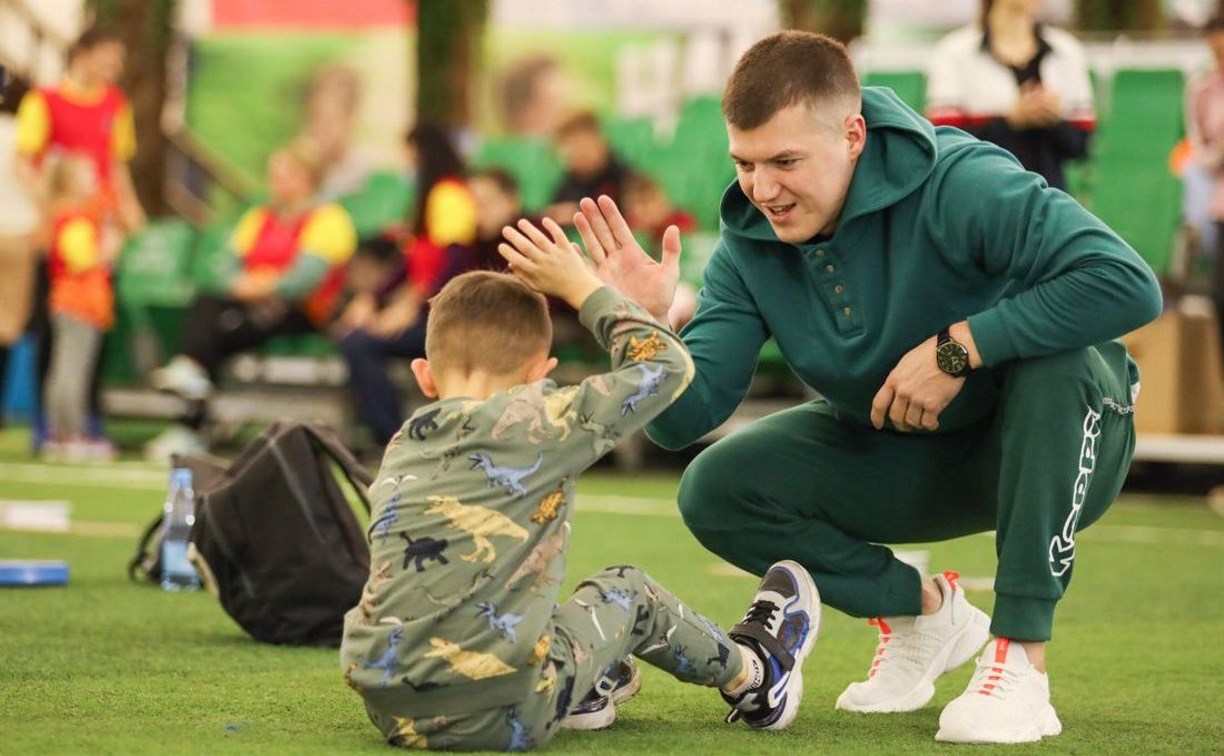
[1120,300,1224,435]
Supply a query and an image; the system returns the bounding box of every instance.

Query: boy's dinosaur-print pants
[369,565,744,751]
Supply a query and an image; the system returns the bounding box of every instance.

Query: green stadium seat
[473,137,563,212]
[338,171,413,238]
[862,71,926,112]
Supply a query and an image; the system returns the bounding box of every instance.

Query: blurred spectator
[302,64,373,200]
[15,25,146,450]
[0,75,40,411]
[337,121,475,446]
[465,167,523,272]
[622,172,700,330]
[41,153,121,460]
[1185,14,1224,362]
[925,0,1095,191]
[145,139,356,459]
[14,24,145,232]
[496,54,569,138]
[545,111,630,225]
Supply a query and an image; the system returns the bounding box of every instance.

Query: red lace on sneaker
[942,570,960,591]
[976,637,1012,696]
[866,617,892,678]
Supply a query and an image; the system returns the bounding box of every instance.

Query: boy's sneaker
[722,559,820,731]
[935,638,1061,744]
[836,571,990,713]
[561,658,642,731]
[149,356,212,401]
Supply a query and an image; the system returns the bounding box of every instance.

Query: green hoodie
[647,87,1161,449]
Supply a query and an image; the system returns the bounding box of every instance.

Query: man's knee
[1005,348,1100,391]
[676,438,758,533]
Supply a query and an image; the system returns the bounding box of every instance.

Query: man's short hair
[67,25,124,63]
[723,31,860,130]
[426,271,552,376]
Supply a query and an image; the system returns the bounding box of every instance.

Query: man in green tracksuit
[571,32,1161,744]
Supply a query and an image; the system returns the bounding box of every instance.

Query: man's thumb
[661,224,682,270]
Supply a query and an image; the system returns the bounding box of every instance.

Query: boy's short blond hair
[426,271,552,376]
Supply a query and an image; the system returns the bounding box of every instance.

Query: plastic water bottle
[161,468,199,591]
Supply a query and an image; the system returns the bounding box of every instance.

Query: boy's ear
[410,358,439,398]
[525,355,558,384]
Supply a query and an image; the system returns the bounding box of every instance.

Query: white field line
[3,463,1221,548]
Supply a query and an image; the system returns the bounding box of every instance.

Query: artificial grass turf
[1,432,1222,754]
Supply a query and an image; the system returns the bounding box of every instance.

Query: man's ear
[525,355,559,384]
[411,358,439,398]
[845,113,867,159]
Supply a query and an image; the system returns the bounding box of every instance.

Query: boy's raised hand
[500,217,604,310]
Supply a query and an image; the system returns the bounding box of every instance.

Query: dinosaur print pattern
[424,638,516,680]
[424,495,528,563]
[627,331,668,362]
[491,383,582,443]
[407,408,441,440]
[507,522,569,590]
[620,362,666,415]
[469,451,543,498]
[390,716,429,749]
[530,479,568,524]
[370,493,400,543]
[506,708,533,751]
[365,625,404,687]
[477,601,524,643]
[400,532,450,572]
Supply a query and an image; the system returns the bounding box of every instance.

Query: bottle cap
[171,467,194,488]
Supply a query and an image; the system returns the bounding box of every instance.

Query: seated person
[340,219,821,750]
[544,111,630,226]
[337,121,476,447]
[146,138,356,459]
[622,172,699,329]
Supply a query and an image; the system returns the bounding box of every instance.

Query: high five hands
[498,195,682,325]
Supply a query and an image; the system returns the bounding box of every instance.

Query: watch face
[937,342,969,376]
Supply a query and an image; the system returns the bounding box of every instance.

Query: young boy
[340,216,820,751]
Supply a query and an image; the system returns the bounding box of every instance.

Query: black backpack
[130,421,374,647]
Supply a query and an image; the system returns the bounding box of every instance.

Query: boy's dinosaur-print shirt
[340,286,693,716]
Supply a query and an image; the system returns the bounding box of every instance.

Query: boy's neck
[435,370,526,402]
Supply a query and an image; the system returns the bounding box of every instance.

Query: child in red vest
[42,153,120,460]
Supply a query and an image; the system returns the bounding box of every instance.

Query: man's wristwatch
[935,327,972,378]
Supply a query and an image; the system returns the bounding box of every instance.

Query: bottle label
[161,540,199,589]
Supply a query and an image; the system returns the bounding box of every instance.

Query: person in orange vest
[146,139,356,460]
[40,152,121,460]
[14,24,145,451]
[14,24,144,234]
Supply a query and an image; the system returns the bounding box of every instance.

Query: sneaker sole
[559,701,617,731]
[758,560,821,732]
[934,704,1062,744]
[835,604,991,714]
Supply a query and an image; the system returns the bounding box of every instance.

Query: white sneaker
[144,424,207,462]
[149,356,212,401]
[935,638,1062,744]
[836,571,990,713]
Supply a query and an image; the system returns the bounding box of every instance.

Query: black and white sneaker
[561,658,642,730]
[722,560,821,730]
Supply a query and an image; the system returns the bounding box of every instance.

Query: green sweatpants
[366,565,742,751]
[677,344,1136,642]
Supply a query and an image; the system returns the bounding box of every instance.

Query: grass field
[1,426,1222,754]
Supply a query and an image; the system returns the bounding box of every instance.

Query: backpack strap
[127,513,164,582]
[300,421,375,512]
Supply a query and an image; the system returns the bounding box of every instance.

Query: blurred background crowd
[0,0,1220,475]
